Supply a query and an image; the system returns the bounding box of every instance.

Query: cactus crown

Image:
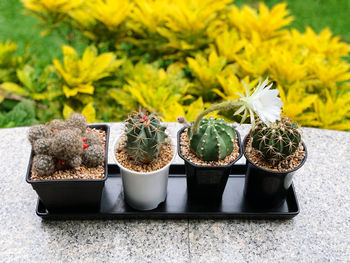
[124,111,168,164]
[250,118,301,162]
[28,113,105,176]
[188,117,236,161]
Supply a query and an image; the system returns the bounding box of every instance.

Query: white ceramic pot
[113,135,175,211]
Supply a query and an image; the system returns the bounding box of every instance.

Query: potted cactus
[177,77,288,201]
[177,116,242,201]
[243,118,307,208]
[26,113,110,211]
[113,111,175,211]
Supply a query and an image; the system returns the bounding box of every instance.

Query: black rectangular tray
[36,164,299,220]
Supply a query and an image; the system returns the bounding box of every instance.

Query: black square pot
[177,126,243,201]
[26,124,110,212]
[242,135,307,208]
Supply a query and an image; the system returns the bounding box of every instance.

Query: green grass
[0,0,63,66]
[235,0,350,42]
[0,0,87,67]
[0,0,349,64]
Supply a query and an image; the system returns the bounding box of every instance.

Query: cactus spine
[188,117,236,161]
[124,111,168,164]
[250,118,301,161]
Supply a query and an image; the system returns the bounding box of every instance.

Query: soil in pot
[243,135,307,208]
[115,137,173,173]
[244,135,306,172]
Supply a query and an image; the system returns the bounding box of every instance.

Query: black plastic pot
[243,135,307,208]
[177,126,243,201]
[26,124,110,212]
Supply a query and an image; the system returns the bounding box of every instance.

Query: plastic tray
[36,164,299,220]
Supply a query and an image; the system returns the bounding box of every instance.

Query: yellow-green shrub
[8,0,350,130]
[0,41,27,84]
[52,45,122,121]
[109,62,192,121]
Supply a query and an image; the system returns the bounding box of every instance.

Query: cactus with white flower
[179,77,284,162]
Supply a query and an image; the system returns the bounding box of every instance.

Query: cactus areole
[250,118,301,162]
[188,117,236,161]
[124,111,168,164]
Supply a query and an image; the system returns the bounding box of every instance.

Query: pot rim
[112,131,176,176]
[242,135,308,174]
[177,126,243,168]
[26,124,110,184]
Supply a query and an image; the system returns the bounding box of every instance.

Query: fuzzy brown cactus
[66,113,87,133]
[82,145,105,167]
[29,113,105,176]
[32,155,55,176]
[68,156,83,169]
[33,138,53,155]
[52,130,83,160]
[28,124,52,145]
[84,131,102,146]
[48,119,67,132]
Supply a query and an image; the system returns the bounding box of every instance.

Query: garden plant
[177,76,306,204]
[0,0,349,131]
[113,110,175,210]
[243,116,307,208]
[178,77,286,199]
[26,113,110,210]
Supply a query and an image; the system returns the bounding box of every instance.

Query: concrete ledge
[0,123,349,262]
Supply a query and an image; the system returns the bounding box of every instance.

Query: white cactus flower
[235,77,283,127]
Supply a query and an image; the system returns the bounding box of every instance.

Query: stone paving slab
[0,123,349,262]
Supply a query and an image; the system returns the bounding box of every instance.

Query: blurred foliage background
[0,0,349,130]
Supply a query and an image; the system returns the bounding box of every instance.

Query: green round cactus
[124,111,168,164]
[188,117,236,161]
[250,118,301,161]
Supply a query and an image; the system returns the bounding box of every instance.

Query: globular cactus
[68,156,82,169]
[66,113,87,133]
[83,145,105,167]
[188,117,236,161]
[48,119,67,132]
[84,131,102,145]
[28,124,52,145]
[33,138,53,155]
[124,111,168,164]
[52,130,83,160]
[32,155,55,176]
[250,118,301,162]
[29,113,105,176]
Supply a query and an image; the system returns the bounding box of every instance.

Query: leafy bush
[0,0,348,130]
[0,101,38,128]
